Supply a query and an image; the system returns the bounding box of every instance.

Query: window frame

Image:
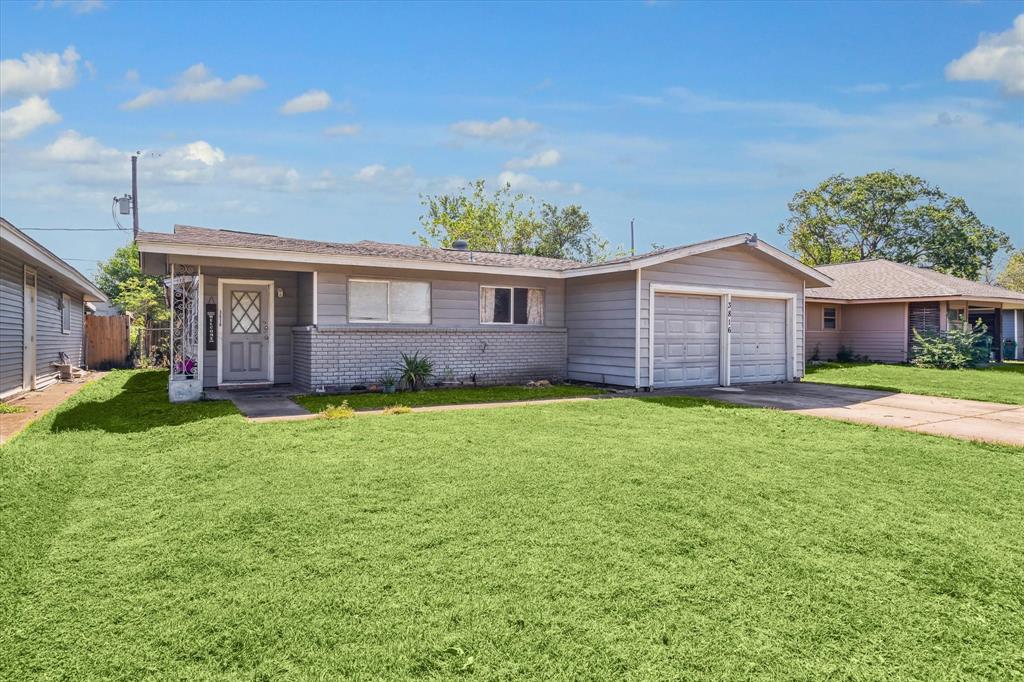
[822,305,838,331]
[479,285,544,326]
[347,278,431,325]
[61,293,72,335]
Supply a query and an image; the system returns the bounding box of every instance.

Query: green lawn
[295,383,605,412]
[2,371,1022,679]
[804,361,1024,404]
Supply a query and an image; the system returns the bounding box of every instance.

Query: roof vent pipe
[452,239,469,251]
[746,233,758,246]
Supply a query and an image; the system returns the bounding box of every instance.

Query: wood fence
[86,315,132,369]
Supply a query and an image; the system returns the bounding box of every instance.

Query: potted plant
[395,352,434,391]
[379,372,397,394]
[440,366,459,387]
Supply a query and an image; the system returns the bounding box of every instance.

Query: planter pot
[383,385,396,394]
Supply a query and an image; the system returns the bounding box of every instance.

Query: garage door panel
[653,293,720,388]
[729,297,787,384]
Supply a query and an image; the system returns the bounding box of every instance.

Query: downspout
[635,267,642,390]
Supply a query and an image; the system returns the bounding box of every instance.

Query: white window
[348,279,430,324]
[823,306,837,330]
[480,286,544,325]
[61,293,72,334]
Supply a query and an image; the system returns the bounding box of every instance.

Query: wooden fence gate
[86,315,132,369]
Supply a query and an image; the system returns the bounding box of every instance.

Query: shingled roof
[138,224,584,271]
[806,259,1024,303]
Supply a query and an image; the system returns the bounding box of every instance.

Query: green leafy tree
[417,179,617,262]
[996,250,1024,293]
[533,203,621,262]
[778,171,1012,279]
[416,179,541,254]
[96,242,169,347]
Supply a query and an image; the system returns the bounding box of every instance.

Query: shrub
[911,321,991,369]
[382,405,412,415]
[1003,338,1018,360]
[320,401,355,420]
[395,352,434,391]
[0,403,25,414]
[810,344,821,362]
[836,345,856,362]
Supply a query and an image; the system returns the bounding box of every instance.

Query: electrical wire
[20,227,126,232]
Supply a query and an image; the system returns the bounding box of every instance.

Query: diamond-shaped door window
[231,291,261,334]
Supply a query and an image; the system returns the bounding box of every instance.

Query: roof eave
[135,236,569,279]
[1,219,107,302]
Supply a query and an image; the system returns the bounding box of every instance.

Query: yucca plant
[395,352,434,391]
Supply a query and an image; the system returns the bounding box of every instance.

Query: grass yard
[805,361,1024,405]
[2,370,1022,679]
[294,383,605,412]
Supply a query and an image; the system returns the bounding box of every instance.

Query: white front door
[222,283,271,383]
[23,267,37,391]
[652,293,721,388]
[730,297,787,384]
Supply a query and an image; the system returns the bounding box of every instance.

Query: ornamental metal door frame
[217,278,275,386]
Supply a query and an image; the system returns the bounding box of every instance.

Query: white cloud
[41,0,106,13]
[119,63,266,110]
[325,123,361,137]
[505,148,561,170]
[450,117,541,139]
[946,15,1024,97]
[0,46,80,96]
[837,83,890,94]
[497,170,582,195]
[280,89,331,115]
[0,96,61,140]
[38,129,120,162]
[353,164,415,187]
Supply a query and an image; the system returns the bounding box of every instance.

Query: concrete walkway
[674,382,1024,447]
[205,386,312,419]
[0,372,105,445]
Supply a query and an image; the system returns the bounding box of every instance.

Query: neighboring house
[1,218,107,399]
[806,259,1024,363]
[136,225,832,400]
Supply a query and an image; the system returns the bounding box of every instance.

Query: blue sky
[1,1,1022,279]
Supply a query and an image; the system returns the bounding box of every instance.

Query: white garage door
[653,293,720,387]
[730,297,787,384]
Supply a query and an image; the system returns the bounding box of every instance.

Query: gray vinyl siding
[315,266,566,329]
[565,272,636,385]
[296,272,315,326]
[0,248,25,395]
[200,268,298,387]
[638,245,805,386]
[34,274,85,390]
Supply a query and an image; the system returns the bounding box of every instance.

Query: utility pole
[630,218,635,256]
[131,153,140,239]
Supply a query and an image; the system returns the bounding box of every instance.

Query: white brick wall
[292,327,567,391]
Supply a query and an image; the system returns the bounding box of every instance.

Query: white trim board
[647,282,798,389]
[217,278,276,386]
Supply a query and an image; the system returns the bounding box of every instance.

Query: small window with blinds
[823,306,837,330]
[348,279,430,324]
[480,286,544,325]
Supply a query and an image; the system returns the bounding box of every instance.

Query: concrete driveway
[672,382,1023,447]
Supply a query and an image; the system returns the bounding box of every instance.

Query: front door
[23,267,37,390]
[223,283,270,383]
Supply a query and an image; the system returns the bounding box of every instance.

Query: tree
[416,179,616,262]
[778,171,1013,280]
[533,203,618,262]
[416,179,541,254]
[96,242,169,346]
[996,250,1024,292]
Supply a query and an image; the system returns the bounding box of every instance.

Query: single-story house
[1,217,108,399]
[136,225,833,401]
[806,259,1024,363]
